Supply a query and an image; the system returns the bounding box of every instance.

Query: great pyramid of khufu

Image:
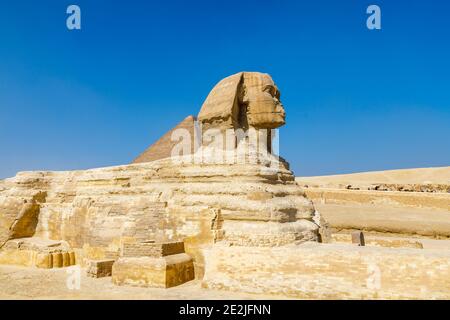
[132,115,197,163]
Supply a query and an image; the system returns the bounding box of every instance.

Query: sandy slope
[296,166,450,187]
[296,166,450,238]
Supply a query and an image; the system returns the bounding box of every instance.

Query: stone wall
[302,188,450,238]
[202,242,450,299]
[304,188,450,211]
[122,241,185,258]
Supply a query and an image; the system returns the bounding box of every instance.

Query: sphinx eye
[275,90,280,100]
[264,86,275,95]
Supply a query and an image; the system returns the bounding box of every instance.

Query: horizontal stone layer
[202,242,450,299]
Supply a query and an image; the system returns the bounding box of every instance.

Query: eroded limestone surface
[0,72,319,285]
[0,157,317,277]
[202,243,450,299]
[113,241,195,288]
[0,237,75,269]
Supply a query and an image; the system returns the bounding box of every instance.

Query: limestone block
[112,253,195,288]
[69,251,76,265]
[0,238,76,269]
[86,259,115,278]
[35,253,53,269]
[52,253,62,268]
[0,248,35,267]
[202,243,450,299]
[62,252,70,267]
[121,241,185,258]
[222,220,318,246]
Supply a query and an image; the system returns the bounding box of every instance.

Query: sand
[0,265,278,300]
[297,166,450,187]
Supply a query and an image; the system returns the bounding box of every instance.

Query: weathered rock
[0,155,318,275]
[122,241,185,258]
[113,240,194,288]
[87,259,115,278]
[1,72,449,300]
[198,72,285,131]
[0,237,75,269]
[112,254,195,288]
[0,190,47,248]
[202,243,450,299]
[0,71,320,275]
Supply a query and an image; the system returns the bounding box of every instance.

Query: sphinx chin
[248,113,286,129]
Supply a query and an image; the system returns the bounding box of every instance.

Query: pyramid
[132,115,197,164]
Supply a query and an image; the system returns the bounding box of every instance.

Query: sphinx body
[0,72,321,277]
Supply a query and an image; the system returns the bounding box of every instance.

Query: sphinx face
[242,73,286,129]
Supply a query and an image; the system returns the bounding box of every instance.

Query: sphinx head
[241,72,285,129]
[198,72,286,131]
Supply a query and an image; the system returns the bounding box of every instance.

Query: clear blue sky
[0,0,449,179]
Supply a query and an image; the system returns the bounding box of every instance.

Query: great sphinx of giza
[133,72,286,163]
[0,72,321,279]
[2,73,450,299]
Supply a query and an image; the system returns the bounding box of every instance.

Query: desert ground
[297,166,450,240]
[0,265,277,300]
